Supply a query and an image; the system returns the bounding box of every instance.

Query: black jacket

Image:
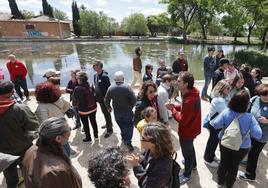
[212,68,224,88]
[93,71,111,98]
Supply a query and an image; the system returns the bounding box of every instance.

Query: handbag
[221,114,248,151]
[170,152,181,188]
[203,112,219,129]
[65,108,75,119]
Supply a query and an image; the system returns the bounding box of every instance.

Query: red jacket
[172,87,201,140]
[6,60,27,82]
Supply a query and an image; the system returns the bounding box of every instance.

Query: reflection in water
[0,42,254,88]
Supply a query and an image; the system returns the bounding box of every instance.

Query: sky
[0,0,168,22]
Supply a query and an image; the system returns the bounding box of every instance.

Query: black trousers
[13,79,29,99]
[218,145,249,188]
[204,124,221,162]
[80,111,98,140]
[3,157,22,188]
[97,98,113,132]
[180,138,197,177]
[246,138,266,179]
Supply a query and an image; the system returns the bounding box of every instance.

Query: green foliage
[53,8,68,20]
[42,0,54,18]
[8,0,24,19]
[21,10,35,19]
[232,50,268,76]
[124,13,148,36]
[147,13,170,36]
[72,1,81,37]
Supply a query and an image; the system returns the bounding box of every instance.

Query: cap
[219,58,230,66]
[114,71,124,82]
[43,69,60,78]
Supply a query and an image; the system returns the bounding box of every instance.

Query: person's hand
[258,116,268,124]
[122,176,131,187]
[126,153,140,167]
[165,102,174,110]
[107,107,113,112]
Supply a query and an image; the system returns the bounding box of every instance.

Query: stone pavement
[0,81,267,188]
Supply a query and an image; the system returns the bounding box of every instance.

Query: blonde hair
[211,80,230,98]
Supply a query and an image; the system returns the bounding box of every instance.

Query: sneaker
[83,138,92,143]
[204,160,219,168]
[238,171,256,182]
[179,174,190,185]
[181,159,197,170]
[104,131,113,138]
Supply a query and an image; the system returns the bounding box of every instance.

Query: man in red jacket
[166,71,201,185]
[6,54,30,100]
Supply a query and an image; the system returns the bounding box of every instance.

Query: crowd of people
[0,47,267,188]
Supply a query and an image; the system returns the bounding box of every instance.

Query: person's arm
[157,92,169,123]
[18,105,39,131]
[35,107,49,125]
[65,81,73,93]
[19,61,27,79]
[250,115,262,140]
[203,57,209,72]
[104,88,112,109]
[211,110,226,129]
[129,87,137,107]
[185,59,189,71]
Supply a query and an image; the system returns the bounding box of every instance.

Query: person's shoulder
[101,71,109,77]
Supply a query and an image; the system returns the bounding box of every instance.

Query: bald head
[8,54,16,63]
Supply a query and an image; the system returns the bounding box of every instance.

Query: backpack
[221,114,246,151]
[170,153,181,188]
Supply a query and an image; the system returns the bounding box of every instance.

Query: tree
[160,0,199,40]
[42,0,54,18]
[124,13,148,36]
[8,0,24,19]
[21,10,35,19]
[147,13,170,36]
[54,8,68,20]
[72,1,81,37]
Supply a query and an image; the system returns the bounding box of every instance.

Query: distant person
[0,80,39,188]
[88,147,130,188]
[105,71,136,151]
[43,69,61,86]
[131,47,143,87]
[229,73,250,99]
[172,51,188,76]
[156,59,168,86]
[66,69,81,129]
[212,58,229,88]
[240,64,255,97]
[143,64,153,82]
[166,71,201,185]
[93,61,113,138]
[201,47,216,101]
[224,60,239,84]
[215,49,225,70]
[250,67,262,96]
[22,117,82,188]
[6,54,30,100]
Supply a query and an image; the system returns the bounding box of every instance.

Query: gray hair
[39,117,70,139]
[114,71,124,83]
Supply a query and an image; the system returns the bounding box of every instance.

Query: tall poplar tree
[8,0,24,19]
[42,0,54,18]
[72,1,81,37]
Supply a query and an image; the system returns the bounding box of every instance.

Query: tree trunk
[234,30,238,41]
[248,26,254,45]
[201,24,207,40]
[261,28,268,42]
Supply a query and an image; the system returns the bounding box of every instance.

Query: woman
[128,123,173,188]
[134,81,159,126]
[35,81,71,157]
[212,90,262,188]
[22,117,82,188]
[143,64,153,82]
[239,84,268,182]
[203,80,231,168]
[229,73,250,99]
[73,72,98,143]
[250,67,262,96]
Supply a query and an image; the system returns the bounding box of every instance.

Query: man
[131,47,142,88]
[22,117,82,188]
[105,71,136,151]
[93,61,113,138]
[212,58,229,88]
[157,74,172,125]
[6,54,30,100]
[43,68,61,79]
[215,49,225,70]
[172,51,188,76]
[201,47,216,101]
[0,80,39,188]
[166,72,201,185]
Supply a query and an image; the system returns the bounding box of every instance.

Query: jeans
[218,145,249,188]
[63,143,71,158]
[201,73,213,97]
[13,78,29,99]
[72,106,81,126]
[180,138,197,177]
[97,98,113,132]
[246,138,266,179]
[3,159,20,188]
[114,111,134,145]
[80,111,98,140]
[131,71,142,87]
[204,124,221,162]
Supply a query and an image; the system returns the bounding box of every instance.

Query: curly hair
[138,81,157,100]
[88,147,129,188]
[142,123,174,159]
[35,81,61,103]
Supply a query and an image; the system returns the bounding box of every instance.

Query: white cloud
[59,0,73,7]
[94,8,111,14]
[120,0,133,2]
[128,7,142,11]
[142,8,165,16]
[17,0,42,9]
[96,0,107,6]
[66,11,72,20]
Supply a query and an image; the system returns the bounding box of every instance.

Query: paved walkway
[1,81,267,188]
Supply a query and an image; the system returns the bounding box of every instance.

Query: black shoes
[73,125,81,130]
[101,125,106,129]
[104,131,113,138]
[83,138,92,143]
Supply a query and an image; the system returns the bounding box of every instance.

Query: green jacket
[0,102,39,155]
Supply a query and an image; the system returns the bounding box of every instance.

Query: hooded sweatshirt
[171,87,201,140]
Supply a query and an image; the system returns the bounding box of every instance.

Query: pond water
[0,42,255,88]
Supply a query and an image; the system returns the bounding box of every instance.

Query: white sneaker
[204,160,219,168]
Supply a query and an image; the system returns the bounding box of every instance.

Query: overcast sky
[0,0,167,22]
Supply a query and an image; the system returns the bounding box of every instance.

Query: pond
[0,41,255,88]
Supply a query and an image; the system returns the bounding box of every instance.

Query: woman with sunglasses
[134,81,159,126]
[127,123,174,188]
[239,84,268,182]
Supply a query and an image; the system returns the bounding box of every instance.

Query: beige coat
[35,97,71,124]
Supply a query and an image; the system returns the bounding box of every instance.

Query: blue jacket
[203,56,216,75]
[93,70,111,97]
[212,108,262,149]
[250,96,268,143]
